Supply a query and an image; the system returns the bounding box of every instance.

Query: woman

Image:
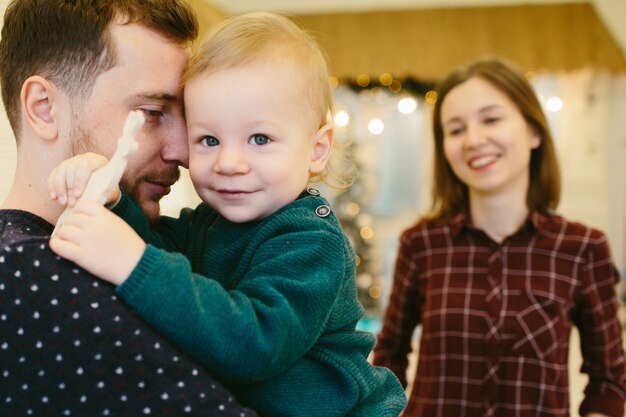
[373,58,626,417]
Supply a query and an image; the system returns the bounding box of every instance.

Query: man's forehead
[93,24,188,101]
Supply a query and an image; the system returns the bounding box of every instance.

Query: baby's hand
[48,152,113,207]
[49,200,146,285]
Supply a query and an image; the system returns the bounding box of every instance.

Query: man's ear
[309,123,334,174]
[20,75,60,141]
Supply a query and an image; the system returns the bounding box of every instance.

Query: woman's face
[440,76,541,202]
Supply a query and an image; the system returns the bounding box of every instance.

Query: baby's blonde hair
[184,12,353,189]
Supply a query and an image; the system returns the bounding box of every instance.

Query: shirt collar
[448,212,468,238]
[448,210,553,240]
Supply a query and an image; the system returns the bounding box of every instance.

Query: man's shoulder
[0,210,102,296]
[0,212,258,416]
[0,210,58,268]
[0,209,53,243]
[1,209,58,268]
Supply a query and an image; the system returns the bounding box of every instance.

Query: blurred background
[1,1,624,413]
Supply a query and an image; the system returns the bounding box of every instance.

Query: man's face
[69,23,190,222]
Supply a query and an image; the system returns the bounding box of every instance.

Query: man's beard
[68,119,99,158]
[67,117,181,224]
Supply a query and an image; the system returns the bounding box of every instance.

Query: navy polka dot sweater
[0,210,257,417]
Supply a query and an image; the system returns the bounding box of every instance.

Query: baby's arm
[115,225,348,383]
[49,200,146,285]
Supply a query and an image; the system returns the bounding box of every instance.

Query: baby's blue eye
[201,136,219,146]
[250,134,270,145]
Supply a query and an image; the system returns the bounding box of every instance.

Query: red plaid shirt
[373,211,626,417]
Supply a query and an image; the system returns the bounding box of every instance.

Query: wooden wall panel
[292,3,626,80]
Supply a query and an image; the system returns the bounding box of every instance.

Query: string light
[356,73,370,87]
[379,73,393,86]
[425,90,438,104]
[368,118,384,135]
[345,202,360,216]
[356,273,373,289]
[334,110,350,127]
[389,79,402,93]
[546,96,563,112]
[360,226,374,240]
[398,97,418,114]
[344,74,435,97]
[368,285,382,299]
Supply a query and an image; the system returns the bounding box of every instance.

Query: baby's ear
[21,75,60,141]
[309,124,333,174]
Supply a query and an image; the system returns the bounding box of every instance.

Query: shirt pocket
[510,294,569,361]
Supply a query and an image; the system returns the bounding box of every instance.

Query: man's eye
[201,136,219,146]
[139,109,164,121]
[250,134,270,145]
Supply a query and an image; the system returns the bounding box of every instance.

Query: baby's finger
[47,166,59,201]
[49,233,83,262]
[72,160,95,199]
[65,163,78,207]
[48,164,69,205]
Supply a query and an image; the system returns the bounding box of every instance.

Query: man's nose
[161,118,189,168]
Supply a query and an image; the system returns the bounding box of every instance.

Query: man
[0,1,256,415]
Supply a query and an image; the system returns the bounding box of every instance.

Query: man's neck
[2,137,70,225]
[1,175,63,226]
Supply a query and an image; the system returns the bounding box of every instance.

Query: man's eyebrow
[132,92,180,102]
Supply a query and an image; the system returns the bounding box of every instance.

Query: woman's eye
[250,134,270,145]
[201,136,219,146]
[447,127,464,136]
[484,117,500,124]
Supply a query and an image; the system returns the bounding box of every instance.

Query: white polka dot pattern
[0,211,257,416]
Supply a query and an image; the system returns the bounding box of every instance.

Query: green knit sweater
[113,191,406,416]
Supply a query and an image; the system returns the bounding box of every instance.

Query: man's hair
[185,12,354,189]
[0,0,198,138]
[427,57,561,221]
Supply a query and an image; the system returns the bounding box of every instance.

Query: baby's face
[184,61,330,223]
